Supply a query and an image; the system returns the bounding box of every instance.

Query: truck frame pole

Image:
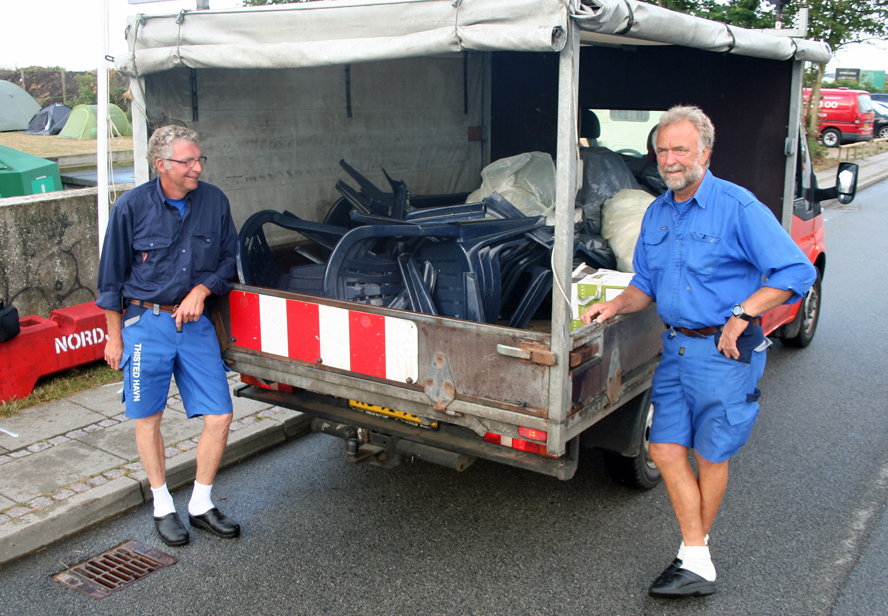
[781,59,804,233]
[546,20,581,456]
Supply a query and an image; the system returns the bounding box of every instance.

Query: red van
[804,88,875,147]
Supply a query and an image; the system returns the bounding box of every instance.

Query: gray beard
[660,160,705,193]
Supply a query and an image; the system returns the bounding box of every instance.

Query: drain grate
[53,540,179,599]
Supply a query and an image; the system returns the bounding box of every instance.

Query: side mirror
[836,162,858,205]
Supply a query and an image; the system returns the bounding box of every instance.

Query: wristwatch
[731,304,755,322]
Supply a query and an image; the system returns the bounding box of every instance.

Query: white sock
[681,545,717,581]
[151,484,176,518]
[188,481,214,516]
[677,534,709,561]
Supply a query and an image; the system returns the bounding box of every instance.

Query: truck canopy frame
[117,0,829,78]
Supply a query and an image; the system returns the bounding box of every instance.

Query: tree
[645,1,888,135]
[642,0,776,28]
[821,77,878,92]
[72,72,97,107]
[784,1,888,134]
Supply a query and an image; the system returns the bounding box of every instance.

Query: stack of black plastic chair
[236,210,290,290]
[237,163,565,327]
[236,210,349,295]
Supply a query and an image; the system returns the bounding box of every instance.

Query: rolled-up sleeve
[737,202,816,304]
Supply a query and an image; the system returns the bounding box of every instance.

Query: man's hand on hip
[717,316,749,360]
[173,284,212,330]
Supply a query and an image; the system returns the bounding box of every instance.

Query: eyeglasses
[164,156,207,169]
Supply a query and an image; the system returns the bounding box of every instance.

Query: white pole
[97,0,110,257]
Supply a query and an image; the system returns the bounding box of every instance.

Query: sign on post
[835,68,861,82]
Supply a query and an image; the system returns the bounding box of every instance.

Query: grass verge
[0,131,132,159]
[1,362,122,419]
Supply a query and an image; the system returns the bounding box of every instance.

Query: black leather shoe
[154,513,189,547]
[652,558,683,584]
[189,507,240,538]
[648,564,716,598]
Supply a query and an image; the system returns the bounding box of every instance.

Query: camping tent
[0,80,41,132]
[25,103,72,135]
[58,104,132,140]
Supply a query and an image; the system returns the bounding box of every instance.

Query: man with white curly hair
[97,125,240,547]
[582,105,815,598]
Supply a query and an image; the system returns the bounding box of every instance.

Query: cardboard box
[570,266,635,331]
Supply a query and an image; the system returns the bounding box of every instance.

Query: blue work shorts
[649,326,767,463]
[119,307,233,419]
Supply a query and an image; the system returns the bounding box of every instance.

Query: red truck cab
[764,129,857,345]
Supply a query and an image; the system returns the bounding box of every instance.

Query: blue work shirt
[96,177,238,312]
[630,170,816,329]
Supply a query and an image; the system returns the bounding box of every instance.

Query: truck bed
[211,282,663,477]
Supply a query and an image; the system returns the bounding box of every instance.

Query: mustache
[662,164,684,173]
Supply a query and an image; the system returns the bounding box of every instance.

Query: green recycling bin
[0,145,62,199]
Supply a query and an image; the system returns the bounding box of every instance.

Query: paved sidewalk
[815,148,888,193]
[0,150,886,569]
[0,373,311,567]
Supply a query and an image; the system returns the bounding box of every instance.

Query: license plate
[349,400,438,429]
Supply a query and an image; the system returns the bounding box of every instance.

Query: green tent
[0,80,41,132]
[0,145,62,198]
[58,104,132,140]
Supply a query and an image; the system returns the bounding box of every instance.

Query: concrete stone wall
[0,185,133,318]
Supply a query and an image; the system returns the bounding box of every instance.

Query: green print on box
[570,265,635,331]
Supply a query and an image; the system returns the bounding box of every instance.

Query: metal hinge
[425,353,460,416]
[496,342,557,366]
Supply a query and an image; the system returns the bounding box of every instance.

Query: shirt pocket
[684,231,722,278]
[192,233,221,273]
[641,228,669,271]
[132,236,174,283]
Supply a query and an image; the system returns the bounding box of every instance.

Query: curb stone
[0,406,311,568]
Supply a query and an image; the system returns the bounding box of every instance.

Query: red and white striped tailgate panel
[229,290,419,384]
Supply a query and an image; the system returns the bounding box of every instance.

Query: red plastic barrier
[0,303,108,404]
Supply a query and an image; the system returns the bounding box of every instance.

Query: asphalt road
[1,180,887,616]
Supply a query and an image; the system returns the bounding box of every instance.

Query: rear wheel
[821,128,841,148]
[878,125,888,140]
[603,388,662,490]
[781,271,822,348]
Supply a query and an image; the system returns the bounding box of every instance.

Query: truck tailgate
[216,285,554,427]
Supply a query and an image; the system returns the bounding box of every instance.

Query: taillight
[512,438,537,452]
[518,427,547,441]
[484,431,557,458]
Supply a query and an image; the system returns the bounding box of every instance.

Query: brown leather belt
[130,299,177,313]
[674,317,760,338]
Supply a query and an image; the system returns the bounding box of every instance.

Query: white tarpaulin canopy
[116,0,830,78]
[117,0,568,76]
[572,0,830,63]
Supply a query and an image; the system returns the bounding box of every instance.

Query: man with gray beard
[582,106,815,598]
